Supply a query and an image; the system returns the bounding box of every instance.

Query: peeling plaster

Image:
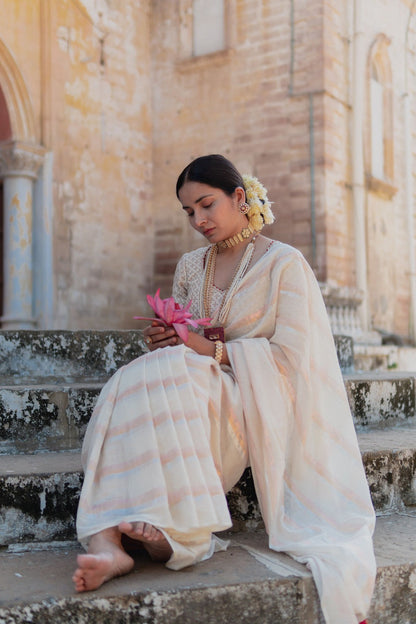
[409,570,416,592]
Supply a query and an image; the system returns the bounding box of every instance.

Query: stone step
[344,371,416,428]
[359,425,416,513]
[2,372,415,455]
[0,383,101,454]
[0,515,414,624]
[0,330,146,380]
[0,330,352,378]
[354,343,416,372]
[0,452,82,546]
[1,425,415,546]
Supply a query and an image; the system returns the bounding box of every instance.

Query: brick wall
[152,0,416,337]
[151,0,328,300]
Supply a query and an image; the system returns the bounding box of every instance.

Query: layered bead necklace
[201,229,257,341]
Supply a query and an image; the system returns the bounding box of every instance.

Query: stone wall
[152,0,416,338]
[0,0,416,336]
[0,0,154,329]
[151,0,327,295]
[321,0,416,336]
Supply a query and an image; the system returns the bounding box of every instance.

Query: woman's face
[178,181,247,244]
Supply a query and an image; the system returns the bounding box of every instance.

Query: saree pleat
[77,346,246,550]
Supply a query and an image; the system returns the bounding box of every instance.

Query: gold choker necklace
[217,222,256,249]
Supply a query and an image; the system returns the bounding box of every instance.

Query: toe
[149,526,160,540]
[134,521,146,536]
[142,523,153,539]
[118,521,132,534]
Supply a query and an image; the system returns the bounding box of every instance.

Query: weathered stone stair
[0,331,415,623]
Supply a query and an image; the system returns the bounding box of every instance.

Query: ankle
[89,526,123,551]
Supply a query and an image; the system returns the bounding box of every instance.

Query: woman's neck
[216,221,256,254]
[216,237,256,257]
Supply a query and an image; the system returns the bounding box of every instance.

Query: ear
[233,186,246,205]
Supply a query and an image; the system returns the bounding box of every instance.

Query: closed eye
[186,204,212,217]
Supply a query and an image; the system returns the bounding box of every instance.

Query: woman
[73,155,375,624]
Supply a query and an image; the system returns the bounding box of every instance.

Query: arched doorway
[0,83,12,320]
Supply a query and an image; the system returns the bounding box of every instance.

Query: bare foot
[72,528,134,592]
[118,521,173,562]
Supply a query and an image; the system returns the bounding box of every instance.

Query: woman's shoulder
[260,238,305,265]
[255,238,317,284]
[181,245,209,261]
[264,240,317,286]
[176,245,209,275]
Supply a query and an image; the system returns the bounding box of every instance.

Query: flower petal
[133,316,167,325]
[195,317,212,326]
[140,291,211,336]
[146,293,155,311]
[173,323,189,342]
[154,289,166,319]
[164,297,176,324]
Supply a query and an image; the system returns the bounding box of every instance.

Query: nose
[194,209,207,227]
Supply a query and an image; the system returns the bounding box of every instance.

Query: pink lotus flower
[134,289,211,342]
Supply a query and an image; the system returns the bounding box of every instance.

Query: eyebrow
[181,194,215,210]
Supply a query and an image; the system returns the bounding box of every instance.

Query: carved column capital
[0,141,46,180]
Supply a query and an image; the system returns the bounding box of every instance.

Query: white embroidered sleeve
[172,254,188,307]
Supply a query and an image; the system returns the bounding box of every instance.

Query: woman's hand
[143,323,229,366]
[143,321,180,351]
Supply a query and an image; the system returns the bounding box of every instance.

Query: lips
[203,228,215,236]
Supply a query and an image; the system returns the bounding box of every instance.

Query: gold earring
[239,202,249,215]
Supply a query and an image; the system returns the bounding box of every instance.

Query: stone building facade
[0,0,154,329]
[1,0,416,340]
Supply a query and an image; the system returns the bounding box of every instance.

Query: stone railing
[320,283,363,337]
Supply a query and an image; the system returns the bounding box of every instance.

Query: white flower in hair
[242,174,275,231]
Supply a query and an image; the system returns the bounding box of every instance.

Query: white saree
[77,241,376,624]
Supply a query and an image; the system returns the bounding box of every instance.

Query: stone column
[0,141,45,329]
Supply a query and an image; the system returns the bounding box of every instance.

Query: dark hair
[176,154,245,199]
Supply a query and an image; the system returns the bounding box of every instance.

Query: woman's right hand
[143,320,180,351]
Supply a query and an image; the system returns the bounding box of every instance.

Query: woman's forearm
[185,331,229,366]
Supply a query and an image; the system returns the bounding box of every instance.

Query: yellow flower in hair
[251,213,264,231]
[242,174,275,231]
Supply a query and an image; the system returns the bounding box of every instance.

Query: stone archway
[0,38,35,142]
[0,39,45,329]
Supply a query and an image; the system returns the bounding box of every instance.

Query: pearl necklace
[201,237,256,324]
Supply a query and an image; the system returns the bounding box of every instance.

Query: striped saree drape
[77,241,376,624]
